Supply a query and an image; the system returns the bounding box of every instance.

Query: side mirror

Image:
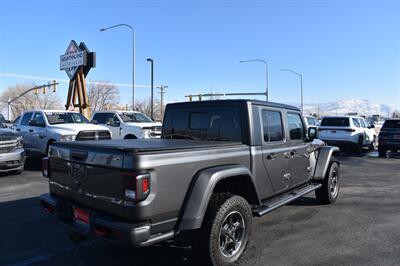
[113,121,121,127]
[369,125,375,129]
[307,127,318,142]
[92,120,98,125]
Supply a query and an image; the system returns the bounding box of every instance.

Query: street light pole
[240,59,269,101]
[147,58,154,120]
[100,24,135,110]
[282,68,303,114]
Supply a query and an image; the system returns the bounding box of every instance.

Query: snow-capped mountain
[300,99,395,117]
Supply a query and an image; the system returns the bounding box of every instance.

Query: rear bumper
[39,193,173,247]
[0,148,25,172]
[379,141,400,150]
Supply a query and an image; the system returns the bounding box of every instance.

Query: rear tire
[193,194,252,266]
[378,147,387,158]
[315,162,340,204]
[355,137,363,153]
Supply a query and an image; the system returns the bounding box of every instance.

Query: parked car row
[11,109,161,157]
[0,107,396,178]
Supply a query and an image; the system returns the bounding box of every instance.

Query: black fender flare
[178,165,260,231]
[313,146,340,180]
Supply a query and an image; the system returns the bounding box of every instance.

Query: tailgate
[49,144,130,218]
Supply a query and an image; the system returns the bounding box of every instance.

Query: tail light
[124,173,151,202]
[42,157,50,178]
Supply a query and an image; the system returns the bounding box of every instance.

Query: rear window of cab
[321,117,350,127]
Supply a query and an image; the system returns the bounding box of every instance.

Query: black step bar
[252,183,322,217]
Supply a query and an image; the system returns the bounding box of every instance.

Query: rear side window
[163,106,242,142]
[383,120,400,128]
[321,117,350,127]
[287,113,304,140]
[352,118,361,128]
[21,112,33,126]
[262,110,284,142]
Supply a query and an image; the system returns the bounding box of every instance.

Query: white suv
[319,116,376,152]
[91,111,162,139]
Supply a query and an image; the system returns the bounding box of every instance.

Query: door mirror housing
[29,120,46,127]
[92,120,98,125]
[368,124,375,129]
[307,127,318,142]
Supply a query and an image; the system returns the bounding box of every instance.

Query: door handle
[266,153,277,160]
[29,129,34,132]
[16,128,21,131]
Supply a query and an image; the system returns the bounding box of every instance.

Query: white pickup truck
[91,111,162,139]
[15,110,111,156]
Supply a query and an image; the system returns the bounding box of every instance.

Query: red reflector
[142,178,149,193]
[73,207,90,225]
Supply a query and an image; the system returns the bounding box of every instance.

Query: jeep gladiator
[40,100,340,266]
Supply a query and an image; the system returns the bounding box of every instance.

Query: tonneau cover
[52,139,244,153]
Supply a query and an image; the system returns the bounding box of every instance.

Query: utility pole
[158,85,167,119]
[146,58,154,120]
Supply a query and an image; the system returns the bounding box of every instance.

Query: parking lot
[0,152,399,266]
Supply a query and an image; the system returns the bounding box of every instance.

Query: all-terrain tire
[355,137,363,153]
[315,162,340,204]
[193,193,252,266]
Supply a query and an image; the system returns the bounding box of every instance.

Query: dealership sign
[60,40,95,80]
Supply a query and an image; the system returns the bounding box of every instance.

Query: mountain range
[292,99,396,117]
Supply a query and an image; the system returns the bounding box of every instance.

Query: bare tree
[134,98,164,121]
[0,83,62,120]
[88,81,119,113]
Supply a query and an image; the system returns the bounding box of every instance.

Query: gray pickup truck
[40,100,340,266]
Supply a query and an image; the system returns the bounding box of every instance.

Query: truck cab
[91,111,162,139]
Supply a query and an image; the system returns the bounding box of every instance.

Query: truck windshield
[162,106,242,142]
[382,120,400,129]
[45,112,90,125]
[321,117,350,127]
[118,112,153,123]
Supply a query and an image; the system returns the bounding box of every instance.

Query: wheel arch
[177,165,260,231]
[313,146,340,181]
[124,134,137,139]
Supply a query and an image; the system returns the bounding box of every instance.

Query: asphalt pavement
[0,152,399,266]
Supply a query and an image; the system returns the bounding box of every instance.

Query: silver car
[0,128,24,174]
[15,110,111,156]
